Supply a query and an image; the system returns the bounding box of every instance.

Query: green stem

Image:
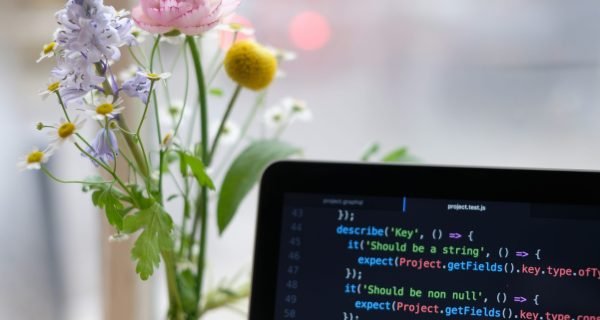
[75,143,133,201]
[186,36,209,164]
[118,118,150,177]
[41,166,112,185]
[214,90,267,177]
[161,250,185,320]
[127,46,146,67]
[150,35,161,71]
[186,34,210,311]
[192,188,208,304]
[207,31,238,86]
[208,85,242,163]
[136,81,156,138]
[174,45,191,140]
[152,86,164,204]
[158,149,165,204]
[55,92,71,122]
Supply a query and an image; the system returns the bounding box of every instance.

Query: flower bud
[224,40,278,91]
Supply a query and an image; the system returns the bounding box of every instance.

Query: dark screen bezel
[248,161,600,319]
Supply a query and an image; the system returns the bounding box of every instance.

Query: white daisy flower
[266,46,297,78]
[263,105,288,128]
[210,120,240,145]
[216,22,255,36]
[48,116,86,149]
[160,33,186,45]
[161,130,177,150]
[17,147,54,171]
[39,80,61,100]
[118,64,139,82]
[138,71,172,82]
[85,95,125,121]
[36,41,58,63]
[159,99,190,128]
[130,26,148,44]
[266,46,297,62]
[282,97,312,122]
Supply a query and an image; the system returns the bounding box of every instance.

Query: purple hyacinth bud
[121,71,151,104]
[84,128,118,165]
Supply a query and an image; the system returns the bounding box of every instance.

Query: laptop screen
[273,193,599,320]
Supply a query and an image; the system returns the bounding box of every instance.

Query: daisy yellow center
[47,81,60,92]
[147,73,160,80]
[58,122,76,138]
[43,42,57,54]
[162,132,173,146]
[229,23,243,31]
[168,106,180,117]
[96,103,114,115]
[27,151,44,164]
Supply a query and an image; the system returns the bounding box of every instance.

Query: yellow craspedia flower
[224,40,278,91]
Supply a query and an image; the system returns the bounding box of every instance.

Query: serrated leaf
[95,187,125,229]
[217,140,301,234]
[182,152,215,190]
[123,203,174,280]
[84,180,126,230]
[123,185,154,209]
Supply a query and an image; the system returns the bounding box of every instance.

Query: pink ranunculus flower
[132,0,240,36]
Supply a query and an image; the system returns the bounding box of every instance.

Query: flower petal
[132,5,175,34]
[145,1,193,25]
[172,4,220,32]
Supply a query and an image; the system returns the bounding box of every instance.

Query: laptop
[248,161,600,319]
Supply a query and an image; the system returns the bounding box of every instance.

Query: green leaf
[83,178,126,230]
[217,140,301,234]
[182,152,215,190]
[177,269,198,313]
[209,88,224,97]
[381,147,421,163]
[124,185,155,209]
[381,147,408,162]
[123,203,174,280]
[360,143,380,161]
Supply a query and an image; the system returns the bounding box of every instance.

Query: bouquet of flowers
[20,0,309,318]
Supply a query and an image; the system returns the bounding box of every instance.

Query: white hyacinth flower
[51,54,105,105]
[55,0,135,63]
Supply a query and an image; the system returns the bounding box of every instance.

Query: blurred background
[2,0,600,319]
